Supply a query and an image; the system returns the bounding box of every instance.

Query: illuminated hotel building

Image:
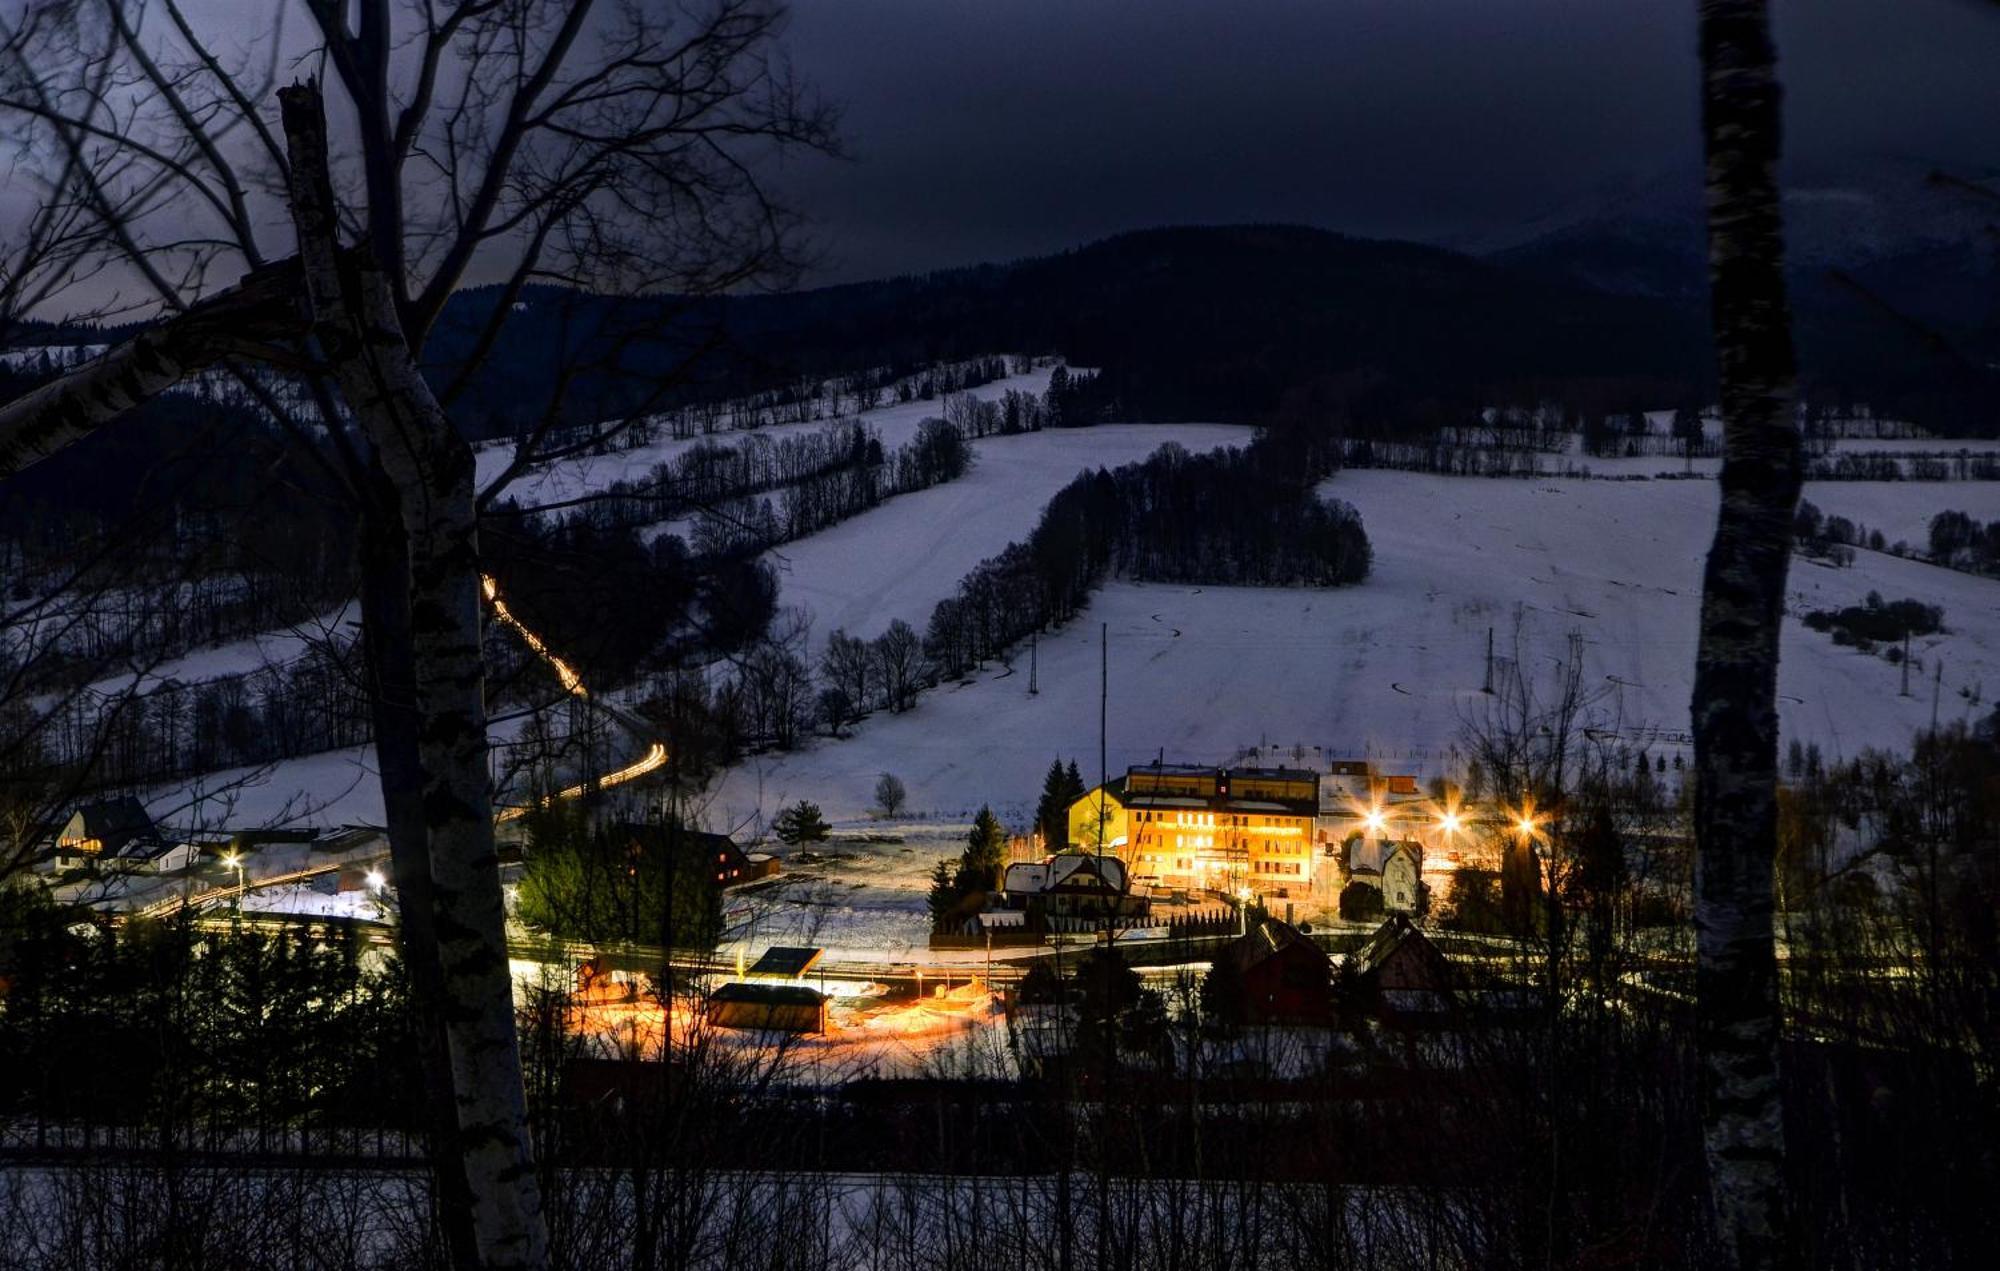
[1103,764,1320,895]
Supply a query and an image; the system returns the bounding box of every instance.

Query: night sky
[773,0,2000,282]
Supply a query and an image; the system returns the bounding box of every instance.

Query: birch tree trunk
[355,500,486,1269]
[0,261,303,478]
[1692,2,1798,1265]
[281,82,548,1271]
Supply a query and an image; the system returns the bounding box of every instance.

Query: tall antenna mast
[1098,622,1109,938]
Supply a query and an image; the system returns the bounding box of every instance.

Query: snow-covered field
[706,469,1998,947]
[764,422,1250,640]
[144,743,386,829]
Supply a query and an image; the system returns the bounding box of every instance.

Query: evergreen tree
[958,805,1007,892]
[772,799,831,845]
[1035,758,1073,848]
[926,859,960,928]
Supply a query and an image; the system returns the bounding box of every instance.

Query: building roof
[710,981,825,1007]
[1003,853,1129,896]
[1350,914,1453,991]
[64,797,163,858]
[747,946,823,979]
[1225,766,1320,782]
[1216,916,1329,976]
[615,822,745,859]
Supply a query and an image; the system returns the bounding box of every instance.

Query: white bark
[282,81,549,1271]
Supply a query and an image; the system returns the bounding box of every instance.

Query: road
[133,575,667,919]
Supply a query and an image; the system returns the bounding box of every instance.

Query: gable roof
[1048,853,1127,892]
[1006,853,1130,896]
[1217,916,1329,976]
[62,797,163,858]
[1351,914,1453,988]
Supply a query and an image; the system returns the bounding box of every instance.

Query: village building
[1066,777,1129,853]
[999,852,1148,920]
[1212,915,1334,1024]
[1343,838,1425,913]
[615,823,778,888]
[36,797,185,875]
[706,981,828,1034]
[1347,914,1455,1016]
[1072,764,1319,898]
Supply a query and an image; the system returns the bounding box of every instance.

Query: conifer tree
[959,805,1008,891]
[773,800,831,845]
[1035,759,1072,848]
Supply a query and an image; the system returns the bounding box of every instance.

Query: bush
[1339,880,1385,922]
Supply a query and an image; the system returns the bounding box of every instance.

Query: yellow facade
[1065,767,1326,898]
[1067,784,1127,852]
[1126,804,1317,893]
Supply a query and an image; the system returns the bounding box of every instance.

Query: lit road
[135,576,668,918]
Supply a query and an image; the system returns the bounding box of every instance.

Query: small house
[707,981,828,1034]
[39,798,167,874]
[1002,852,1147,919]
[1349,914,1455,1015]
[1213,916,1333,1025]
[686,829,774,887]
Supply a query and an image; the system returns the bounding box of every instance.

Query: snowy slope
[764,423,1251,640]
[712,471,2000,837]
[473,365,1056,510]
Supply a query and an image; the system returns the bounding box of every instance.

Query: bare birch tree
[0,4,834,1266]
[1691,1,1800,1264]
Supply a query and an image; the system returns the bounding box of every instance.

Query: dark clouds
[772,0,2000,282]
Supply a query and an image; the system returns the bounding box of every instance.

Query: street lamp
[365,868,386,891]
[220,850,244,910]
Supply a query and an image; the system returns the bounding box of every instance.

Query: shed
[707,982,828,1034]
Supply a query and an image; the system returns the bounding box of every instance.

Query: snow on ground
[78,603,358,700]
[715,830,962,963]
[473,365,1058,511]
[708,470,2000,947]
[764,423,1251,640]
[144,744,386,831]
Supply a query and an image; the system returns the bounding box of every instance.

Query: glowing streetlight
[365,868,387,891]
[220,850,245,909]
[1438,812,1462,836]
[1362,808,1387,834]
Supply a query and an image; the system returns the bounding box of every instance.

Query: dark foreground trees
[0,4,834,1264]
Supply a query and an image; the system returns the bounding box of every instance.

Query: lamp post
[221,850,244,912]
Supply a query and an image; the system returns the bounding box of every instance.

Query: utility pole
[1098,622,1109,945]
[1932,661,1943,731]
[1900,631,1912,697]
[1483,626,1495,695]
[1029,631,1038,695]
